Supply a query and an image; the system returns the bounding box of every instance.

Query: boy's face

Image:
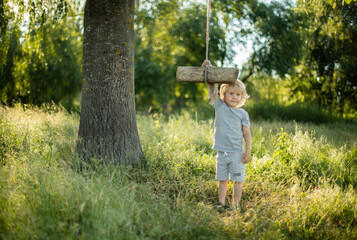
[224,87,242,108]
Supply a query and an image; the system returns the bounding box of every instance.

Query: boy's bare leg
[218,180,229,204]
[233,182,243,207]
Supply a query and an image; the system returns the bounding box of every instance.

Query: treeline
[0,0,356,120]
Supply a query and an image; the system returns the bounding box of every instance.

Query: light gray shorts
[216,151,246,182]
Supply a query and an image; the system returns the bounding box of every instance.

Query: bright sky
[231,44,253,69]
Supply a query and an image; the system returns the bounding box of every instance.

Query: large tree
[291,0,357,117]
[77,0,144,164]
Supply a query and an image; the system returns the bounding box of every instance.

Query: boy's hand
[202,60,213,88]
[243,151,251,164]
[201,60,211,67]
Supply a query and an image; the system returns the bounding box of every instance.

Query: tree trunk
[77,0,144,164]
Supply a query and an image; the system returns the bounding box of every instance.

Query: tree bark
[77,0,144,164]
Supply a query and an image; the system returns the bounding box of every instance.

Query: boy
[206,71,252,213]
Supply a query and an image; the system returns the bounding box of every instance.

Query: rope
[205,0,211,62]
[204,0,211,84]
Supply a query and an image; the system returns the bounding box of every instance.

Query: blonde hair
[220,79,250,107]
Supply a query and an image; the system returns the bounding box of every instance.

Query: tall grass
[1,104,357,239]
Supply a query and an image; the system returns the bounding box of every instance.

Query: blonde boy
[206,75,252,212]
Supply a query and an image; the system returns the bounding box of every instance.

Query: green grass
[1,104,357,239]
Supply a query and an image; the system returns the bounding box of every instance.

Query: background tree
[0,24,20,103]
[0,0,9,67]
[134,0,179,112]
[134,0,229,112]
[291,0,357,117]
[0,0,82,109]
[171,2,230,109]
[248,1,306,77]
[15,16,82,107]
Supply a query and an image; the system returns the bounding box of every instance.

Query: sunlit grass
[1,104,357,239]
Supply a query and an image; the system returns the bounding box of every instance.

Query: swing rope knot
[204,60,212,84]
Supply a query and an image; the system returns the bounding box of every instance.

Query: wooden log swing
[176,0,239,84]
[176,66,239,84]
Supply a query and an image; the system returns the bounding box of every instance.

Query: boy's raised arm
[201,60,219,104]
[207,83,218,105]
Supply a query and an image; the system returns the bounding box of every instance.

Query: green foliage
[0,0,11,67]
[1,105,357,239]
[0,25,20,104]
[292,0,357,118]
[0,1,82,110]
[215,0,357,119]
[328,0,357,7]
[0,0,73,65]
[247,1,306,77]
[1,0,356,121]
[134,3,177,113]
[14,16,82,106]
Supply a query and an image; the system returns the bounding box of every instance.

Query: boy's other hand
[243,151,251,164]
